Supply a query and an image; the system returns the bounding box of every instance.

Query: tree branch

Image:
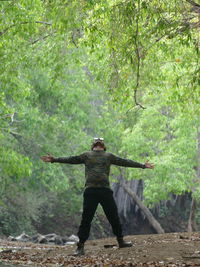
[0,21,52,37]
[31,30,56,45]
[186,0,200,10]
[132,0,146,109]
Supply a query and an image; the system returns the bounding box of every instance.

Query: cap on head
[91,137,106,151]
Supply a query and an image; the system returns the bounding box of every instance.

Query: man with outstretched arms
[41,138,154,256]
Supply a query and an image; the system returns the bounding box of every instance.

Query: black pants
[77,187,123,243]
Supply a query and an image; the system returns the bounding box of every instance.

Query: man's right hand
[41,154,54,163]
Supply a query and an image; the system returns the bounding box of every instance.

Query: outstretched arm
[110,154,154,169]
[40,153,85,164]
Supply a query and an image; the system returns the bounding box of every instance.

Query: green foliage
[120,105,198,205]
[81,0,199,111]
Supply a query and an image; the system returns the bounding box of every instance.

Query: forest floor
[1,232,200,267]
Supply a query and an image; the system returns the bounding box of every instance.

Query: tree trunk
[188,198,197,233]
[188,128,200,236]
[118,177,165,234]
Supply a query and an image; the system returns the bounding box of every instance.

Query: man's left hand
[145,160,154,169]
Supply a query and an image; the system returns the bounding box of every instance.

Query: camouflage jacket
[52,151,146,188]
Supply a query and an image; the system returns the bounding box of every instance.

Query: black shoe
[74,242,85,256]
[117,237,132,248]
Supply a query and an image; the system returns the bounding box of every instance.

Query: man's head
[91,137,106,151]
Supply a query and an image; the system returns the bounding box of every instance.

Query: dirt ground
[1,232,200,266]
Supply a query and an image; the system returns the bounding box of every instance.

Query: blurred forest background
[0,0,199,239]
